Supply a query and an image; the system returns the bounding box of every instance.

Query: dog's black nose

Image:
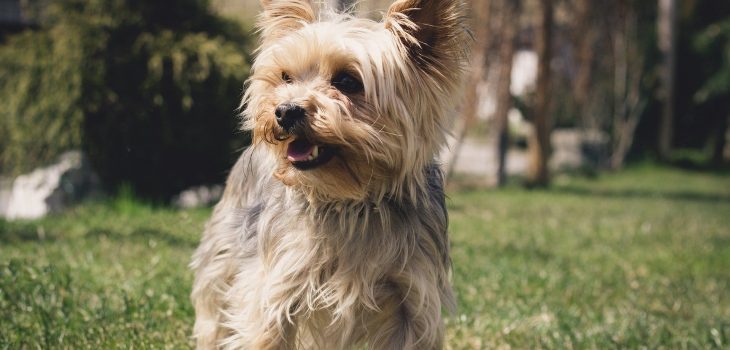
[275,103,306,130]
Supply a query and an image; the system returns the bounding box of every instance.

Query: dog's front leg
[249,319,297,350]
[233,277,302,350]
[366,281,446,350]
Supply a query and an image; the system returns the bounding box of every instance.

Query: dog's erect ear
[384,0,465,64]
[258,0,315,42]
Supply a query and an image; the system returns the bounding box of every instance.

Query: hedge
[0,0,251,198]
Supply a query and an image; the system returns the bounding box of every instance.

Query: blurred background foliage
[0,0,251,199]
[693,18,730,104]
[673,1,730,164]
[443,0,730,187]
[0,0,728,198]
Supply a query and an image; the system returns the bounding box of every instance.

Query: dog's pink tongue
[287,139,314,162]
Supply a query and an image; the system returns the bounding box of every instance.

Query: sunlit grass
[1,165,729,349]
[446,165,730,349]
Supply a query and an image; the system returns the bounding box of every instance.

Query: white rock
[550,128,609,171]
[1,151,99,220]
[172,185,223,209]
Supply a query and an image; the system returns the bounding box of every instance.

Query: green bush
[0,29,85,175]
[0,0,251,198]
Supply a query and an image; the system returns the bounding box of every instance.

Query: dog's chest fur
[191,147,451,348]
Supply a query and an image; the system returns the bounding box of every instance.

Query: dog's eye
[331,72,363,94]
[282,72,293,84]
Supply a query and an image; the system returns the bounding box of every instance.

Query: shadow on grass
[0,220,197,248]
[86,227,199,248]
[0,220,46,243]
[551,186,730,204]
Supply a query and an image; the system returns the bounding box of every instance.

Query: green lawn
[1,165,729,349]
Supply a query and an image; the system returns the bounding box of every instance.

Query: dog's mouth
[286,138,337,170]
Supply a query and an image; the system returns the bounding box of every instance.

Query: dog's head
[243,0,467,202]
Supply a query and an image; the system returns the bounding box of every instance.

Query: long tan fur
[191,0,468,348]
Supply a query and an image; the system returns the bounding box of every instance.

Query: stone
[0,151,100,220]
[550,128,609,171]
[172,184,224,209]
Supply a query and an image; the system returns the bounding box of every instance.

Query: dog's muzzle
[275,103,306,132]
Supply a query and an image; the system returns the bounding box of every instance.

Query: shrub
[0,0,251,199]
[0,29,85,176]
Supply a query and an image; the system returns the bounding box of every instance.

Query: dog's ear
[258,0,315,42]
[384,0,466,65]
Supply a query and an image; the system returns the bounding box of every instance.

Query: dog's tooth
[312,146,319,158]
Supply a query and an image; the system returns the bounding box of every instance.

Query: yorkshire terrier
[191,0,468,348]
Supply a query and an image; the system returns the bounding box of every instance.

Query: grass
[1,165,729,349]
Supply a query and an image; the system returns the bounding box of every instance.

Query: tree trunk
[494,0,519,187]
[657,0,677,159]
[610,0,646,170]
[572,0,596,129]
[446,0,492,180]
[525,0,553,187]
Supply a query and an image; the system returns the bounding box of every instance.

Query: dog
[190,0,468,348]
